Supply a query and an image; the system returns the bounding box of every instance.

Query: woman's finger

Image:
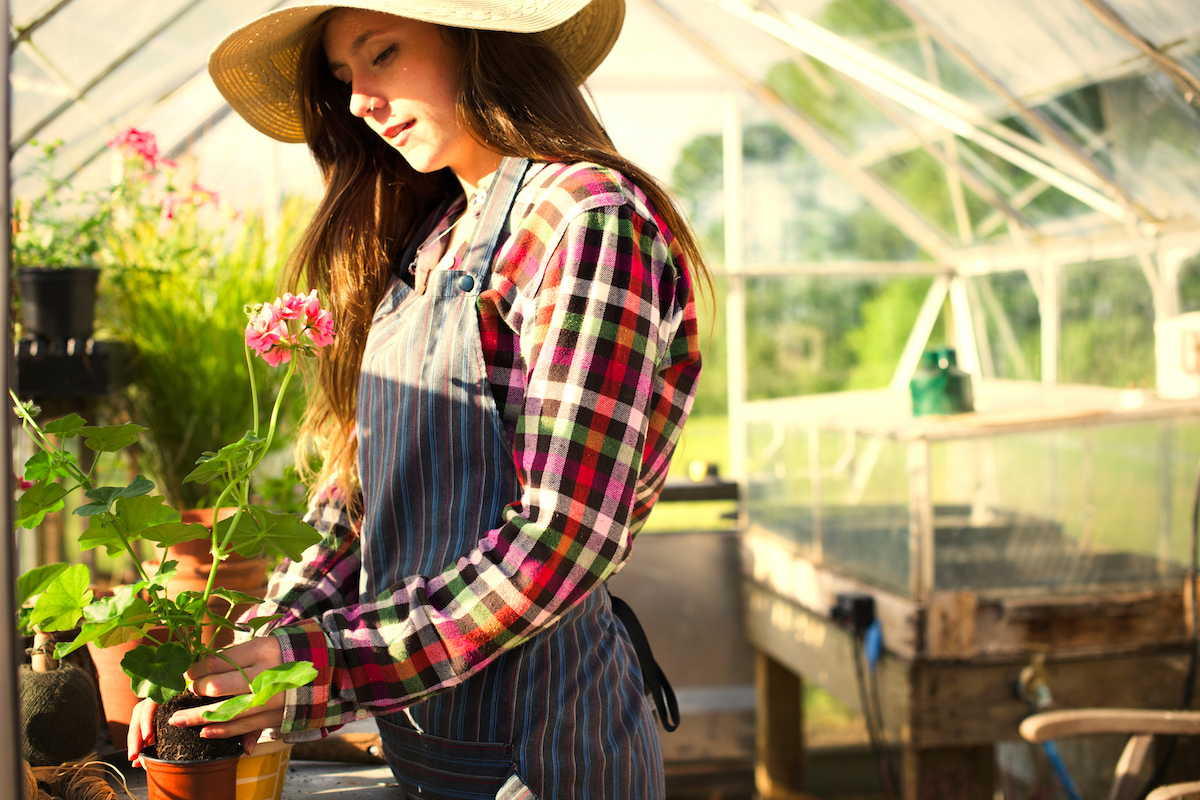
[167,691,285,729]
[187,637,283,686]
[191,669,251,698]
[198,709,284,742]
[127,698,158,766]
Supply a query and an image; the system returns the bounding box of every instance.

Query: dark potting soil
[152,692,242,762]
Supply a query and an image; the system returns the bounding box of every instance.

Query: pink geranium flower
[245,290,335,366]
[109,127,160,170]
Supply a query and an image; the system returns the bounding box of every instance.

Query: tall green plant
[104,203,310,511]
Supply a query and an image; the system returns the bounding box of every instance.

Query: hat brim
[208,0,624,144]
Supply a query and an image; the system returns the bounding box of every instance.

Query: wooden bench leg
[904,745,995,800]
[755,650,808,800]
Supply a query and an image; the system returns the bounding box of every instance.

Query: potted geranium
[13,291,333,800]
[10,139,112,341]
[100,129,306,661]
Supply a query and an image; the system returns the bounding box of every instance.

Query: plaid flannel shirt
[245,162,701,738]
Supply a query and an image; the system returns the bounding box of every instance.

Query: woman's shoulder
[518,161,650,220]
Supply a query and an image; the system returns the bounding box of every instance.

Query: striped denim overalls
[356,157,665,799]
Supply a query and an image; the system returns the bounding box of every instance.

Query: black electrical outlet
[831,592,875,636]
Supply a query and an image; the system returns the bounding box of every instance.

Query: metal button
[457,274,475,292]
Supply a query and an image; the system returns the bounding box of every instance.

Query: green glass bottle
[909,346,974,417]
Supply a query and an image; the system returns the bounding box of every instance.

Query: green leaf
[220,506,321,562]
[144,520,209,549]
[16,563,69,607]
[22,450,71,482]
[78,495,192,555]
[29,563,93,632]
[75,486,124,517]
[210,587,265,607]
[183,433,264,486]
[60,591,153,655]
[43,414,86,438]
[172,591,209,619]
[124,642,191,704]
[16,480,67,529]
[147,561,178,594]
[112,494,181,533]
[201,662,318,722]
[242,614,283,633]
[76,519,127,556]
[78,422,146,453]
[117,475,156,498]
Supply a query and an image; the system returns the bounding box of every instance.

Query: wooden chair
[1020,709,1200,800]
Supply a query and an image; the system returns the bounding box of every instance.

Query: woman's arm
[233,486,363,642]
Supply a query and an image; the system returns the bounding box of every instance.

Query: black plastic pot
[16,266,101,341]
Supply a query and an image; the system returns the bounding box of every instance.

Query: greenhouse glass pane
[968,272,1041,382]
[10,47,69,137]
[11,0,59,19]
[26,0,194,87]
[1102,71,1200,220]
[900,0,1140,100]
[1058,258,1155,389]
[1102,0,1200,48]
[741,274,940,400]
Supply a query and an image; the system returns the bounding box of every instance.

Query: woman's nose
[349,92,381,118]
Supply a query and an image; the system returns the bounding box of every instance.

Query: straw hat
[209,0,624,143]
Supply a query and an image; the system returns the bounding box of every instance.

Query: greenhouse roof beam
[889,0,1156,225]
[1076,0,1200,107]
[646,0,954,261]
[711,260,948,277]
[952,224,1200,275]
[717,0,1131,223]
[9,0,74,48]
[11,0,207,153]
[916,28,973,245]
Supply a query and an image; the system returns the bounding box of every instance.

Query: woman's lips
[383,120,415,141]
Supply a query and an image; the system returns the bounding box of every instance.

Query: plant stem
[245,343,260,434]
[198,353,295,611]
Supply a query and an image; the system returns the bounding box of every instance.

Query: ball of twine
[19,662,100,767]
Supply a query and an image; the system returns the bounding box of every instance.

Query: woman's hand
[127,697,158,767]
[156,637,288,756]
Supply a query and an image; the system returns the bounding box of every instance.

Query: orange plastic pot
[142,746,239,800]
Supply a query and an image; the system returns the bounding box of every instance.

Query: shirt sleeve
[272,193,700,735]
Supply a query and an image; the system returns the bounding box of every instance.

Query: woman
[130,1,705,796]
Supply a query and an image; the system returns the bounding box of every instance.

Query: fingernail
[169,714,184,726]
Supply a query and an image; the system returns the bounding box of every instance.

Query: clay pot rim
[141,744,242,767]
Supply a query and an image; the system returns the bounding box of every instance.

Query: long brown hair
[288,13,709,498]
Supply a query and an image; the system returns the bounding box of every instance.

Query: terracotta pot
[87,626,167,747]
[142,745,239,800]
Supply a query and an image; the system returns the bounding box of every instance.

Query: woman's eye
[373,44,396,66]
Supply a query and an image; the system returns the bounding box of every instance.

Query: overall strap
[610,592,681,732]
[460,156,531,288]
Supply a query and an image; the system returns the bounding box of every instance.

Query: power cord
[833,593,899,800]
